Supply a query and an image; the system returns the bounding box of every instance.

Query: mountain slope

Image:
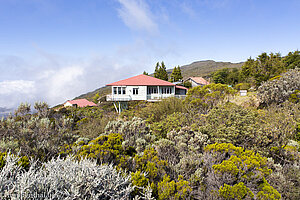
[176,60,243,79]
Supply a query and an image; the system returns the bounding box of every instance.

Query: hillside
[176,60,243,79]
[76,60,244,100]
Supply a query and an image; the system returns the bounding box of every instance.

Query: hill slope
[177,60,243,79]
[76,60,244,100]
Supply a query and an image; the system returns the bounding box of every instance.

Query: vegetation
[1,50,300,199]
[154,61,169,81]
[170,66,183,82]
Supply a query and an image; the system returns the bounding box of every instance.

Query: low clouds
[0,49,149,109]
[117,0,158,34]
[0,80,36,108]
[0,80,35,95]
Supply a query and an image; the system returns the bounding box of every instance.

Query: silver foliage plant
[257,68,300,105]
[105,117,154,154]
[0,153,139,199]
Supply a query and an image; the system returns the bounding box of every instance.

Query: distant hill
[76,60,244,100]
[75,86,111,102]
[175,60,244,79]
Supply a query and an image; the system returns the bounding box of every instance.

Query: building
[106,74,188,102]
[64,99,97,108]
[185,77,210,87]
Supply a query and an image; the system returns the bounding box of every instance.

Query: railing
[147,94,186,100]
[106,95,131,101]
[107,94,186,101]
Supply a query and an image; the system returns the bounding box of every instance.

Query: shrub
[60,133,132,169]
[157,175,192,200]
[0,153,137,199]
[151,112,188,139]
[199,143,281,200]
[105,117,153,154]
[184,83,236,114]
[257,68,300,106]
[235,82,251,90]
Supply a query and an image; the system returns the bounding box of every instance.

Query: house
[185,77,210,87]
[64,99,97,108]
[106,74,188,102]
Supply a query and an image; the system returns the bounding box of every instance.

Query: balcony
[106,95,132,101]
[147,94,186,101]
[106,94,186,102]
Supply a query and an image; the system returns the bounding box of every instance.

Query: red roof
[107,74,175,86]
[65,99,96,107]
[187,77,210,85]
[175,85,188,90]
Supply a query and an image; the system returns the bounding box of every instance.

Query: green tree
[154,62,160,79]
[283,50,300,69]
[159,61,168,81]
[143,71,149,75]
[240,52,285,87]
[170,66,183,82]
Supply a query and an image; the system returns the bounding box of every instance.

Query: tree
[154,62,160,78]
[143,71,149,75]
[170,66,183,82]
[159,61,168,81]
[283,50,300,69]
[154,61,169,81]
[240,52,285,87]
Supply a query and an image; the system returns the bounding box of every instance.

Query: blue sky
[0,0,300,108]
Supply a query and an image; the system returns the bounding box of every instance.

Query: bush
[60,133,133,169]
[0,153,136,199]
[157,175,192,200]
[234,82,251,90]
[198,143,281,200]
[184,83,236,114]
[151,112,188,139]
[257,68,300,106]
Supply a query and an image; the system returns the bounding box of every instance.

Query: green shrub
[218,182,254,200]
[158,175,191,200]
[202,143,280,199]
[235,83,251,90]
[184,83,236,114]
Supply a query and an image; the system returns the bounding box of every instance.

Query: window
[133,88,139,95]
[161,87,172,94]
[147,87,158,94]
[114,87,126,95]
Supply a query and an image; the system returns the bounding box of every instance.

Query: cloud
[0,46,152,108]
[0,80,35,95]
[0,80,36,108]
[117,0,158,34]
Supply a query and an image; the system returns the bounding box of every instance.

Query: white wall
[111,86,147,100]
[127,86,147,100]
[64,102,73,107]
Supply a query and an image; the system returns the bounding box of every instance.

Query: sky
[0,0,299,108]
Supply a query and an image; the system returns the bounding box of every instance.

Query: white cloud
[117,0,158,34]
[0,80,35,95]
[0,80,36,108]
